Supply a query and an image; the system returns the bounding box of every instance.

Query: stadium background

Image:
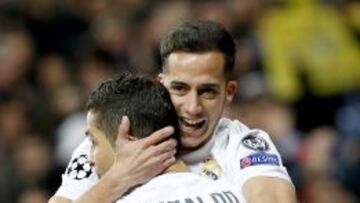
[0,0,359,202]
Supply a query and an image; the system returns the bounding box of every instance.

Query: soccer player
[50,20,296,203]
[85,73,245,202]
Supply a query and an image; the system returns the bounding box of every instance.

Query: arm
[48,197,71,203]
[49,116,176,203]
[243,176,297,203]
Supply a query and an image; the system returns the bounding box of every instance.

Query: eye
[170,84,187,95]
[199,88,218,99]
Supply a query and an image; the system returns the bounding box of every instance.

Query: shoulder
[54,138,98,200]
[214,118,272,150]
[213,119,293,187]
[216,118,272,143]
[213,118,283,167]
[216,118,250,134]
[64,138,94,180]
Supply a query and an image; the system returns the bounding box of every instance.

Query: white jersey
[54,138,98,200]
[182,118,292,188]
[117,173,246,203]
[54,118,292,200]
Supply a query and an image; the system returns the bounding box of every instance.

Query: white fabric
[54,138,98,200]
[54,118,292,200]
[117,173,246,203]
[183,119,291,189]
[211,119,292,189]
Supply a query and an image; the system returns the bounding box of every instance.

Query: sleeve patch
[240,153,280,169]
[65,154,93,180]
[241,132,269,151]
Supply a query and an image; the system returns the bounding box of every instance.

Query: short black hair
[86,73,180,146]
[160,20,236,80]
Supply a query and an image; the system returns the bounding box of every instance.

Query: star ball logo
[241,132,269,151]
[66,154,93,180]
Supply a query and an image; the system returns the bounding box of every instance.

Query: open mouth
[181,119,206,128]
[179,118,206,136]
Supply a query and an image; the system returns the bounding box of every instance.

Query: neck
[163,159,189,174]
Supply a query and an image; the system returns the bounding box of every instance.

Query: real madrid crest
[200,156,223,180]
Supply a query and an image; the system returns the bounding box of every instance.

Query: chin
[181,137,207,150]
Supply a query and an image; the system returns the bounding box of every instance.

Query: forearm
[48,196,71,203]
[74,173,131,203]
[243,177,297,203]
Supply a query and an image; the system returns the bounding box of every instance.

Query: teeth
[187,120,201,125]
[181,118,205,127]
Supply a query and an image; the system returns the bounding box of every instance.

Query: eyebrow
[170,81,220,89]
[199,83,220,89]
[170,81,187,86]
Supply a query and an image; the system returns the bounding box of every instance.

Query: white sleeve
[54,138,99,200]
[219,120,292,190]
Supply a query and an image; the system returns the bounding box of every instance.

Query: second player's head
[86,73,180,176]
[159,20,238,150]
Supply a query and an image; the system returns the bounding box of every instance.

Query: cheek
[204,99,225,128]
[205,98,224,115]
[92,147,110,174]
[100,148,115,173]
[170,95,184,111]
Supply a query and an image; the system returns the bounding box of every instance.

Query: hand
[104,116,177,190]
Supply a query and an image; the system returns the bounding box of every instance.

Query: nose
[184,91,203,115]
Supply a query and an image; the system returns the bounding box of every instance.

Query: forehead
[164,51,226,85]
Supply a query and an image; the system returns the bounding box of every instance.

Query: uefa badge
[66,154,93,180]
[241,132,269,151]
[200,157,223,180]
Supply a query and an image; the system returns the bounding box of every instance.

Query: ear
[157,73,165,84]
[115,116,139,143]
[115,116,131,142]
[225,80,238,104]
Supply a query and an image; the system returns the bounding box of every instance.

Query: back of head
[86,72,180,145]
[160,20,236,79]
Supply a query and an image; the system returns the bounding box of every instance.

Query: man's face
[86,111,115,177]
[160,51,237,150]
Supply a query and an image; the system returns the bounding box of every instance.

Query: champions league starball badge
[66,154,93,180]
[241,132,269,151]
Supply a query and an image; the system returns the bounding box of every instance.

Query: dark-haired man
[50,20,296,203]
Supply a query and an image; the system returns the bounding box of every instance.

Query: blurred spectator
[0,134,58,203]
[17,189,49,203]
[298,126,357,203]
[0,99,31,162]
[76,53,114,95]
[335,92,360,200]
[0,26,34,95]
[90,14,132,70]
[133,0,193,74]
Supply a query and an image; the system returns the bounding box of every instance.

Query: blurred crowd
[0,0,359,202]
